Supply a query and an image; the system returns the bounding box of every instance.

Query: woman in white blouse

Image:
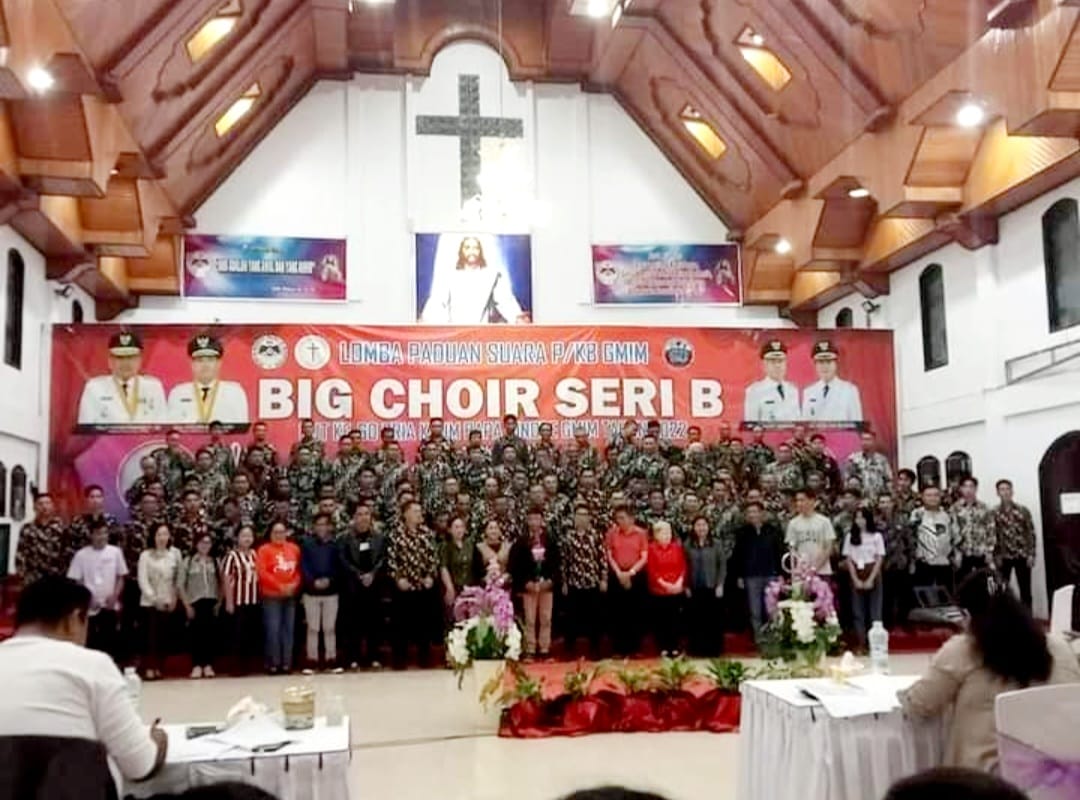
[137,524,181,680]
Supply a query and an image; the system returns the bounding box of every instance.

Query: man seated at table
[0,576,168,792]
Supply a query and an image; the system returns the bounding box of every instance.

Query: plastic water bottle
[868,621,890,675]
[123,667,142,714]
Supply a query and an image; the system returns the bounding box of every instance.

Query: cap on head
[812,340,839,361]
[761,339,786,360]
[108,330,142,356]
[189,334,224,359]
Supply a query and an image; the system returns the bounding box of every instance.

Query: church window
[919,263,948,371]
[215,83,261,138]
[834,307,853,328]
[946,451,973,485]
[10,466,25,521]
[1042,198,1080,332]
[187,1,243,63]
[679,105,727,160]
[5,248,24,370]
[737,27,793,92]
[916,456,941,491]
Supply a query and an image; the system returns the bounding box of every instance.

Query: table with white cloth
[738,678,944,800]
[126,716,351,800]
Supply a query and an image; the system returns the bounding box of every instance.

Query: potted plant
[561,660,613,735]
[760,564,841,672]
[701,659,746,732]
[614,662,660,732]
[445,569,522,731]
[652,656,699,730]
[501,663,546,737]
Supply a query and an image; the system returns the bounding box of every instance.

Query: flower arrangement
[760,563,841,667]
[445,569,522,685]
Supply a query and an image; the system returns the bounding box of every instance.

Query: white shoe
[190,666,203,679]
[302,668,315,676]
[203,666,215,678]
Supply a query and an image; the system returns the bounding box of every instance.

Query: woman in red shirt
[255,521,301,674]
[647,520,687,656]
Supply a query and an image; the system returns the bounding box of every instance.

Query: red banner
[50,325,896,517]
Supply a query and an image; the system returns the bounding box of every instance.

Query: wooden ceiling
[2,0,1079,318]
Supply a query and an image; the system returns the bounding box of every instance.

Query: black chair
[0,734,118,800]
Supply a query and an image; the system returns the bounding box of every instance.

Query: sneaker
[190,666,203,679]
[330,666,345,674]
[349,662,359,671]
[301,668,315,676]
[370,660,383,671]
[203,666,215,678]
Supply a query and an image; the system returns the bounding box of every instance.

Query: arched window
[10,466,26,520]
[916,455,942,491]
[1043,198,1080,332]
[5,248,24,369]
[0,462,8,518]
[919,264,948,371]
[834,307,854,328]
[946,451,973,486]
[72,300,84,324]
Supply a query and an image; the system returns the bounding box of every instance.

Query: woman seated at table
[899,571,1080,773]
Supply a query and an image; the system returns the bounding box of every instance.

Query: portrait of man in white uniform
[743,339,801,423]
[418,234,532,325]
[167,334,249,425]
[801,339,863,423]
[77,331,167,426]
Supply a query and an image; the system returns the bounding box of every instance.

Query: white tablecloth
[127,717,351,800]
[738,679,944,800]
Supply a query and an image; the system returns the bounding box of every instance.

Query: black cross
[416,74,524,204]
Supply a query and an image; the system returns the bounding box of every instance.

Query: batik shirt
[704,501,741,559]
[234,493,263,528]
[682,460,714,495]
[172,511,212,555]
[330,454,365,507]
[14,519,68,585]
[241,442,278,469]
[630,453,668,490]
[118,514,165,574]
[844,452,894,500]
[574,489,610,532]
[289,436,326,462]
[388,524,439,585]
[288,463,324,524]
[764,461,804,493]
[420,436,456,464]
[991,502,1036,562]
[558,523,607,590]
[152,448,194,499]
[745,442,775,479]
[893,490,920,517]
[124,476,157,509]
[461,462,493,498]
[951,500,995,560]
[417,461,453,514]
[877,509,914,572]
[192,469,229,516]
[491,435,530,468]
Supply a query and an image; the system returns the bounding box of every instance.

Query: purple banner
[592,243,741,306]
[183,234,347,301]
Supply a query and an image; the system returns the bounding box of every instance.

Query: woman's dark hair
[886,767,1026,800]
[690,515,710,537]
[16,576,91,628]
[850,507,876,547]
[957,571,1052,687]
[149,783,279,800]
[561,789,671,800]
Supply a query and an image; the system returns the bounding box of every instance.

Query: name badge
[358,542,371,552]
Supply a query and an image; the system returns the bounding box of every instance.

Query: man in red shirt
[605,505,648,655]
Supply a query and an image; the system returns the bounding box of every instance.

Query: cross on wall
[415,74,525,205]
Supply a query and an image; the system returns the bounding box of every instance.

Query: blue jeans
[745,576,773,641]
[262,597,296,671]
[851,580,884,643]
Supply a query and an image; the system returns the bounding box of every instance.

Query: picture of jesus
[416,233,533,325]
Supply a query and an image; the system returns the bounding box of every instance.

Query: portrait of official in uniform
[801,339,864,423]
[166,334,250,425]
[416,233,533,325]
[76,331,167,425]
[743,339,800,423]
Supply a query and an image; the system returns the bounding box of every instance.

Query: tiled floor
[141,653,933,800]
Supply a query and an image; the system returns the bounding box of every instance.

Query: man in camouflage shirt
[14,494,68,585]
[843,432,894,501]
[745,425,775,482]
[206,420,236,479]
[172,489,212,554]
[638,489,673,532]
[893,468,921,516]
[124,455,162,510]
[539,473,571,535]
[420,417,456,464]
[190,447,229,515]
[808,434,844,498]
[991,478,1036,609]
[876,493,915,627]
[491,414,530,468]
[461,445,494,497]
[673,493,705,541]
[289,418,326,463]
[288,445,324,526]
[682,446,713,496]
[388,500,441,668]
[415,442,452,513]
[708,421,735,472]
[67,484,121,568]
[763,444,804,493]
[784,423,817,477]
[631,434,668,491]
[241,420,279,469]
[950,476,995,582]
[559,504,608,657]
[573,468,610,532]
[530,446,559,485]
[704,480,741,560]
[568,425,601,473]
[228,472,263,527]
[492,446,525,490]
[152,429,195,500]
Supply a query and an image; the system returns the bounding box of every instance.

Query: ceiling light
[27,67,54,92]
[955,102,986,128]
[848,187,870,199]
[587,0,609,18]
[775,238,792,255]
[750,33,765,47]
[110,168,119,175]
[214,83,261,137]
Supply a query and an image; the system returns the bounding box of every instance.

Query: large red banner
[50,325,896,517]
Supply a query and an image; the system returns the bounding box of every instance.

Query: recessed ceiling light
[587,0,609,18]
[27,67,54,92]
[775,238,792,255]
[955,102,986,128]
[750,33,765,47]
[848,187,871,199]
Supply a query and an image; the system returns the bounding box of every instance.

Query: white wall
[0,225,97,572]
[117,42,785,328]
[817,175,1080,618]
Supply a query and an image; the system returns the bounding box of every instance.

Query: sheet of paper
[795,676,907,718]
[204,716,291,751]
